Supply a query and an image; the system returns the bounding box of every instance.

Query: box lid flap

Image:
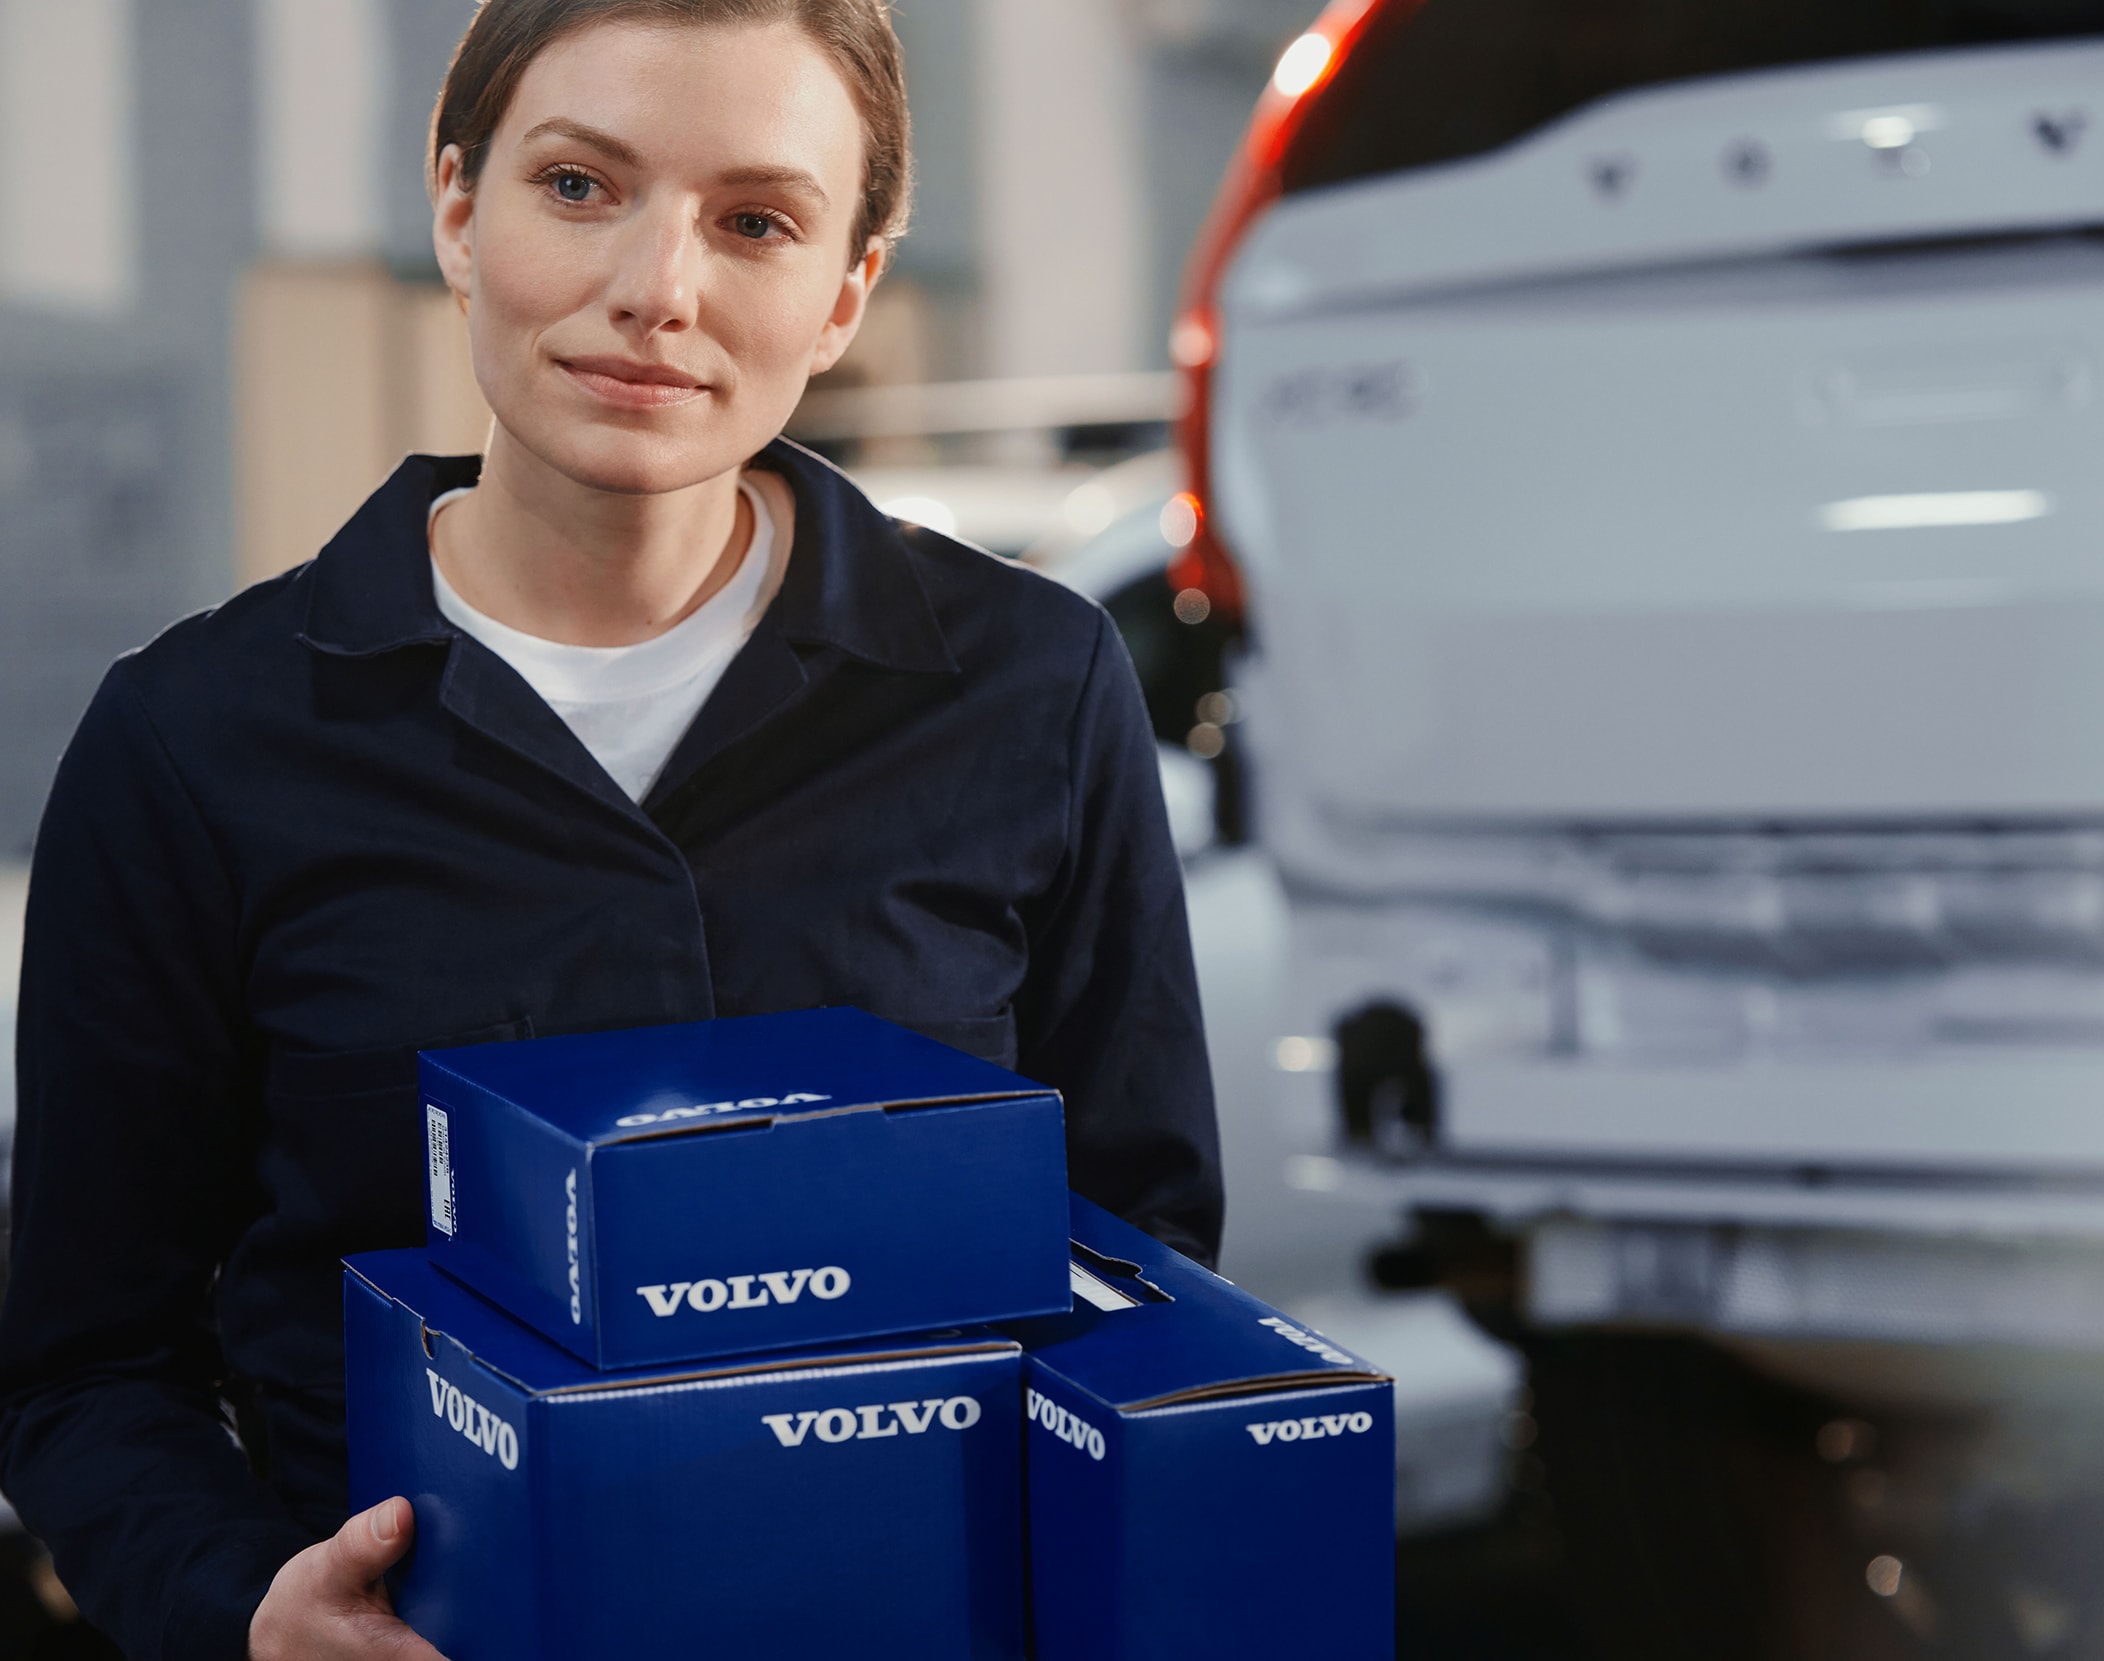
[418,1008,1054,1147]
[347,1248,1017,1396]
[1002,1197,1391,1412]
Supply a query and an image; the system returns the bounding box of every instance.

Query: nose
[602,194,704,341]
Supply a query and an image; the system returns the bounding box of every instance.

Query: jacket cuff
[162,1524,312,1661]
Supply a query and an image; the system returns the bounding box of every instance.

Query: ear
[432,144,476,311]
[807,238,888,377]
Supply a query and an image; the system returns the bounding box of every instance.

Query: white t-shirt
[429,479,786,803]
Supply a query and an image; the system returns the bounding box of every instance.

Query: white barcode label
[1070,1261,1138,1312]
[426,1104,456,1237]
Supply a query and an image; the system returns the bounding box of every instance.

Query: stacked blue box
[342,1008,1075,1653]
[346,1249,1028,1661]
[1006,1197,1398,1661]
[417,1007,1073,1367]
[344,1010,1396,1655]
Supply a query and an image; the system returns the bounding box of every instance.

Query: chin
[521,417,772,498]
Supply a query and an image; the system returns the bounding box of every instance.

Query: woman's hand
[249,1496,448,1660]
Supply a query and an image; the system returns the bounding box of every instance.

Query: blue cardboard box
[1006,1198,1398,1661]
[418,1008,1071,1368]
[345,1248,1028,1661]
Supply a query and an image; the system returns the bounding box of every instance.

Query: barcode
[1070,1260,1139,1312]
[426,1104,456,1237]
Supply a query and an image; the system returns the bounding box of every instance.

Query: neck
[432,426,755,648]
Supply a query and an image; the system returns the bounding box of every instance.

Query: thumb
[326,1496,417,1589]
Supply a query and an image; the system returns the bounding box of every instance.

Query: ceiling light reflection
[1063,481,1115,536]
[1818,490,2052,532]
[1160,492,1200,549]
[1825,103,1945,146]
[1274,1035,1338,1072]
[1169,314,1216,370]
[1271,32,1333,99]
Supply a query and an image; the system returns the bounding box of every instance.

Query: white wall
[974,0,1148,377]
[0,0,137,312]
[256,0,385,259]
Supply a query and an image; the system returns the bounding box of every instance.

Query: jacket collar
[298,452,474,657]
[759,439,958,675]
[300,439,958,676]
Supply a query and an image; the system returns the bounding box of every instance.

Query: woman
[0,3,1220,1656]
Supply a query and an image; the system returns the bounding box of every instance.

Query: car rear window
[1282,0,2104,196]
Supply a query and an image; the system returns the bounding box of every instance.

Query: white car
[1186,3,2104,1358]
[1172,1,2104,1635]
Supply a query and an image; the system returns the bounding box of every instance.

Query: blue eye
[733,213,776,241]
[553,172,594,203]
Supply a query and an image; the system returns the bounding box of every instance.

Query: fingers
[250,1499,451,1661]
[327,1496,418,1588]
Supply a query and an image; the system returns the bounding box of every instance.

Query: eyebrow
[519,118,643,168]
[516,122,832,207]
[714,165,831,207]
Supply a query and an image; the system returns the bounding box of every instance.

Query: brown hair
[431,0,912,263]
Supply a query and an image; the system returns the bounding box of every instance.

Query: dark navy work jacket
[0,442,1220,1661]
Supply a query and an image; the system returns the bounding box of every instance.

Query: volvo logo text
[1027,1387,1105,1461]
[1246,1411,1374,1446]
[427,1368,519,1470]
[761,1397,982,1447]
[614,1092,831,1129]
[1257,1314,1358,1367]
[636,1266,850,1317]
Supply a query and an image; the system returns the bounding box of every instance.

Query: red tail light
[1171,0,1402,627]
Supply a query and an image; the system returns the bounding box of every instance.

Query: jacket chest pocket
[259,1017,536,1243]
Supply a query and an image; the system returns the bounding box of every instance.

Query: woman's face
[433,19,879,496]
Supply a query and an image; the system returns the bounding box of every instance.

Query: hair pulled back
[432,0,912,261]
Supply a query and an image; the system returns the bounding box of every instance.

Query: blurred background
[13,0,2104,1656]
[0,0,1309,852]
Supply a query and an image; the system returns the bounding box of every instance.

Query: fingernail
[370,1500,401,1544]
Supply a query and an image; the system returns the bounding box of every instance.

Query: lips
[557,354,711,409]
